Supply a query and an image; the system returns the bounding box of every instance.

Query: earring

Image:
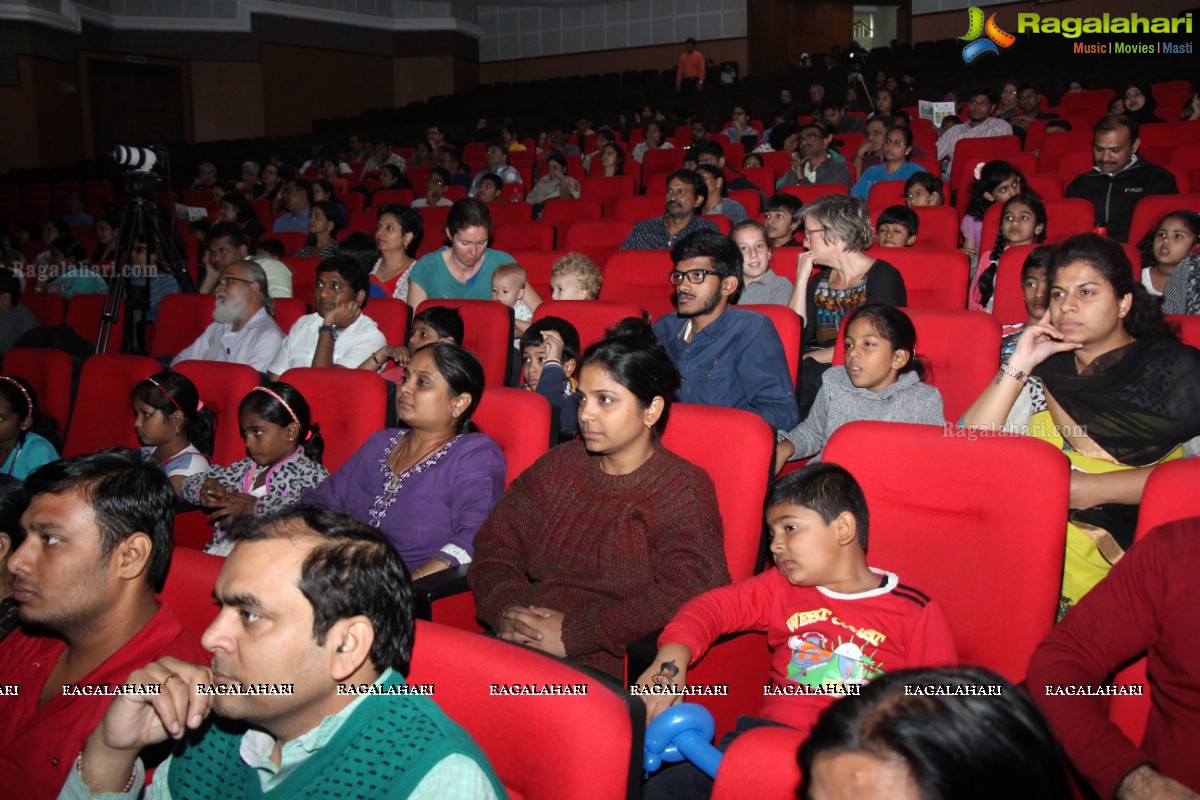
[452,411,460,418]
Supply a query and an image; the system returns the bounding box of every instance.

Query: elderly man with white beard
[171,259,284,373]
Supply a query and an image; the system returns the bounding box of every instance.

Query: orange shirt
[677,50,705,86]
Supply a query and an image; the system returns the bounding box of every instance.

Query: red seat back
[151,294,216,360]
[160,547,223,642]
[832,307,999,422]
[415,299,512,390]
[278,367,387,471]
[472,387,551,486]
[740,304,801,385]
[3,347,74,434]
[408,621,641,800]
[21,292,66,326]
[507,250,566,299]
[906,205,961,249]
[779,183,847,206]
[65,354,162,455]
[1036,130,1094,176]
[65,294,125,354]
[366,298,412,346]
[863,246,970,312]
[598,250,676,320]
[491,221,555,252]
[487,202,533,225]
[531,299,644,350]
[273,298,308,335]
[824,421,1069,683]
[949,135,1022,206]
[1127,193,1200,249]
[282,256,322,307]
[172,360,263,466]
[991,243,1040,326]
[1166,314,1200,350]
[613,195,666,223]
[711,726,805,800]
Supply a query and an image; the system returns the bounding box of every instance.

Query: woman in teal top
[0,376,60,479]
[407,197,543,308]
[34,236,107,299]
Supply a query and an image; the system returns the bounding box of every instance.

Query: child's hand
[199,478,231,507]
[205,491,257,524]
[540,329,565,362]
[381,345,410,366]
[632,643,692,725]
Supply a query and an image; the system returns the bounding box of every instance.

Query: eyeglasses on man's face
[669,269,720,285]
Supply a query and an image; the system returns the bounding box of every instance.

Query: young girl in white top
[1137,210,1200,297]
[132,371,213,494]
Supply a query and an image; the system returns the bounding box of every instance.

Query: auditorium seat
[65,354,162,455]
[277,367,387,471]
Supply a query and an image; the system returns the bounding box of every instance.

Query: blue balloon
[643,703,723,779]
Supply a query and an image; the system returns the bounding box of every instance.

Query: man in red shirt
[676,37,705,94]
[0,450,206,797]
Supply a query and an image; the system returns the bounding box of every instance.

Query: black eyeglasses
[669,269,720,285]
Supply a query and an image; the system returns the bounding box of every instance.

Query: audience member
[638,464,956,799]
[272,179,313,234]
[851,125,926,200]
[778,121,852,190]
[936,88,1014,173]
[172,259,284,373]
[200,222,292,298]
[267,256,385,380]
[776,305,944,471]
[903,172,944,206]
[470,317,730,678]
[875,205,919,247]
[802,666,1068,800]
[696,164,748,224]
[305,343,504,574]
[491,261,535,336]
[132,371,213,494]
[293,199,340,259]
[413,166,454,208]
[64,505,505,799]
[520,316,581,439]
[677,38,704,93]
[963,160,1028,256]
[621,169,720,250]
[470,142,522,196]
[525,152,580,204]
[962,234,1200,613]
[0,474,28,642]
[1028,518,1200,799]
[183,383,327,556]
[0,450,207,796]
[369,203,422,301]
[474,173,504,205]
[731,220,792,305]
[972,193,1047,311]
[549,252,602,300]
[0,271,36,355]
[999,245,1052,361]
[763,193,804,249]
[358,304,463,377]
[1065,115,1178,242]
[653,230,799,430]
[0,375,60,478]
[821,99,865,134]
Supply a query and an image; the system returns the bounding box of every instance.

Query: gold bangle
[999,362,1029,384]
[370,353,383,367]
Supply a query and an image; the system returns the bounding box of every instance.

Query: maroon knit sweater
[468,440,731,678]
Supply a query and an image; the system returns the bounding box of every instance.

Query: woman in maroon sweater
[468,318,730,678]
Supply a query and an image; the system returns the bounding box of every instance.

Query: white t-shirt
[268,312,386,377]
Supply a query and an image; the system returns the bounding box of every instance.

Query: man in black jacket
[1065,115,1177,242]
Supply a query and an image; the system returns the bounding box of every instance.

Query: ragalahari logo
[960,7,1017,63]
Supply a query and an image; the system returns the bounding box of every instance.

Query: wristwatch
[319,325,340,341]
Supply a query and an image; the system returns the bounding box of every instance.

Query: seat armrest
[412,564,470,620]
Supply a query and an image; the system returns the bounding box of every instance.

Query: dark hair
[1044,119,1072,133]
[904,172,943,202]
[333,232,379,274]
[1022,244,1055,279]
[845,304,925,381]
[255,238,286,259]
[543,151,567,171]
[239,382,323,464]
[376,203,423,256]
[968,86,998,105]
[1050,233,1175,340]
[764,193,804,224]
[51,236,86,263]
[666,168,708,209]
[690,140,725,161]
[228,506,414,673]
[966,161,1029,220]
[379,163,404,184]
[980,193,1048,306]
[0,270,20,305]
[413,305,465,343]
[132,371,216,457]
[1093,113,1139,142]
[767,462,869,550]
[581,317,680,436]
[289,177,314,204]
[477,173,504,194]
[767,121,800,152]
[799,666,1070,800]
[0,375,61,449]
[601,142,626,176]
[207,220,248,251]
[446,197,493,237]
[521,316,582,364]
[671,229,743,287]
[428,165,453,186]
[1137,209,1200,270]
[886,125,913,151]
[26,449,175,590]
[436,144,460,166]
[309,199,343,241]
[877,205,919,237]
[219,192,261,228]
[316,255,370,308]
[695,163,727,201]
[419,342,485,433]
[0,473,28,556]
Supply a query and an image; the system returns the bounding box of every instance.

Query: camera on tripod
[110,145,169,196]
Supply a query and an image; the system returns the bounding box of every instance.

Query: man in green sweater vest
[62,507,506,799]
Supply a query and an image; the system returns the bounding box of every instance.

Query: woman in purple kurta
[303,343,505,576]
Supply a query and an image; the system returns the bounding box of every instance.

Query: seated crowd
[1,66,1199,799]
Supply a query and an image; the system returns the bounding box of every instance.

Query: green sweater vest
[166,673,503,799]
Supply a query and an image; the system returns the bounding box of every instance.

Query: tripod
[98,171,197,355]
